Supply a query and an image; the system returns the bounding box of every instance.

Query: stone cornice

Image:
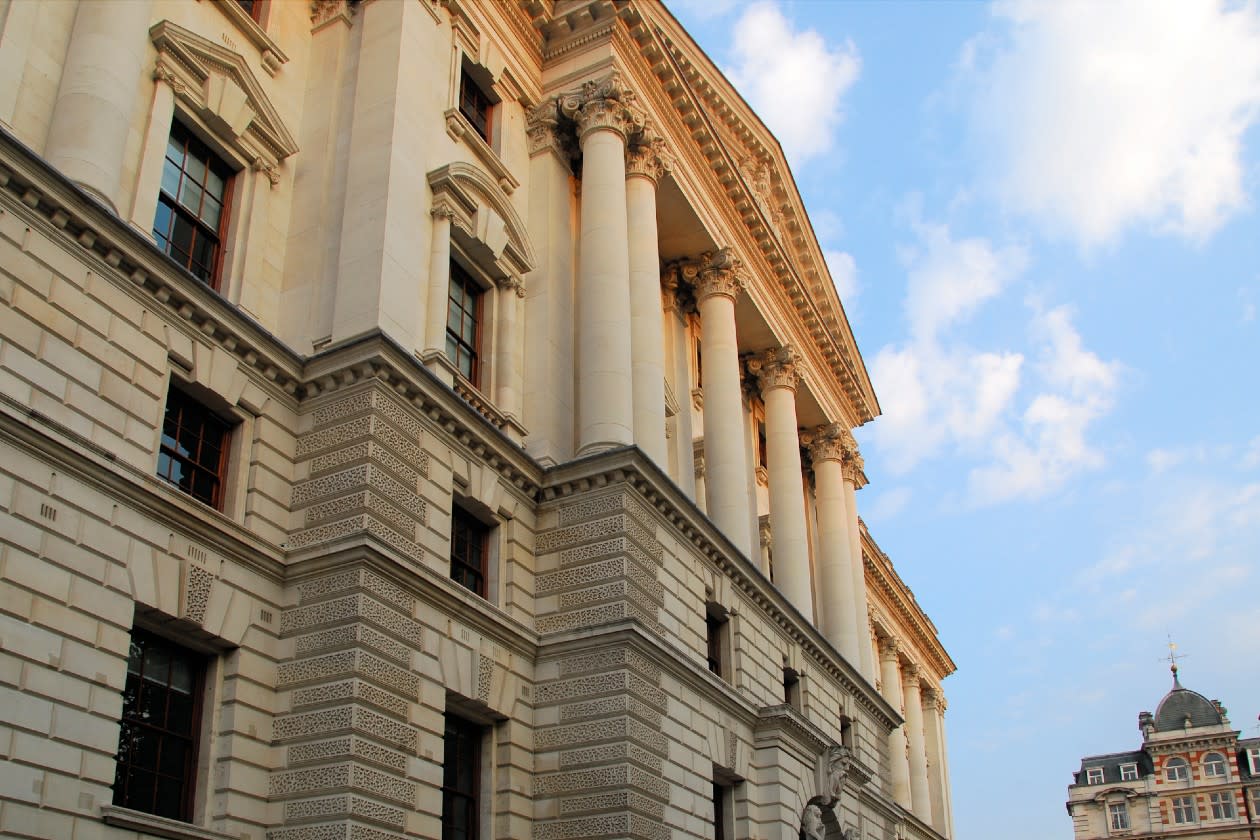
[628,6,879,427]
[863,524,956,680]
[537,446,900,731]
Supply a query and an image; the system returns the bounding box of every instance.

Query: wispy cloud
[824,249,859,309]
[966,0,1260,246]
[866,216,1119,505]
[724,1,860,167]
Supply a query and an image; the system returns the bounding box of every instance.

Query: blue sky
[669,1,1260,837]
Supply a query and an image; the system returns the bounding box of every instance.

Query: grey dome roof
[1153,676,1223,732]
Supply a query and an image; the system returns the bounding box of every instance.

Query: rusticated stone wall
[270,567,425,840]
[532,488,670,840]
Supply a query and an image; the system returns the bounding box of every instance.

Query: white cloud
[969,0,1260,246]
[824,249,859,306]
[1244,436,1260,469]
[967,306,1120,504]
[867,219,1119,504]
[725,2,860,166]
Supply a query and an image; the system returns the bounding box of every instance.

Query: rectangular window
[1172,795,1196,824]
[1120,763,1138,781]
[1108,802,1130,830]
[113,629,204,822]
[458,70,493,142]
[1086,767,1104,785]
[712,781,728,840]
[449,507,488,598]
[235,0,261,20]
[705,603,729,680]
[1204,753,1228,779]
[1210,792,1235,820]
[153,122,232,287]
[1165,758,1190,782]
[446,261,483,385]
[158,386,232,509]
[441,714,482,840]
[782,668,800,709]
[1249,747,1260,775]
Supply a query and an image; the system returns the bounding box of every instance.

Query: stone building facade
[1067,668,1260,839]
[0,1,955,839]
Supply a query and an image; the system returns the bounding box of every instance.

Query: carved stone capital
[878,636,899,661]
[311,0,357,29]
[153,58,188,96]
[693,248,744,303]
[526,98,577,162]
[558,72,644,143]
[838,428,865,484]
[626,132,673,183]
[902,663,921,685]
[251,157,280,187]
[747,346,801,393]
[803,424,845,464]
[430,199,457,221]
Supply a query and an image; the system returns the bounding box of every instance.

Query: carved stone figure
[799,802,825,840]
[826,744,852,800]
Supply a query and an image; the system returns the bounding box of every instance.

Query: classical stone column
[626,134,671,467]
[662,268,697,497]
[423,203,456,361]
[44,0,154,214]
[495,278,525,419]
[879,638,912,810]
[841,432,876,681]
[128,59,178,233]
[561,74,640,455]
[807,427,859,663]
[903,665,934,824]
[749,347,812,619]
[694,249,752,557]
[922,685,951,837]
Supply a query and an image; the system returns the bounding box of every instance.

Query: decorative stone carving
[310,0,357,29]
[804,424,846,464]
[625,131,673,184]
[878,636,899,661]
[747,345,801,393]
[527,98,578,162]
[800,801,825,840]
[839,428,865,485]
[557,71,645,143]
[693,248,744,303]
[827,745,852,799]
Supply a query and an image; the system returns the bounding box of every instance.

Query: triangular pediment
[149,20,299,164]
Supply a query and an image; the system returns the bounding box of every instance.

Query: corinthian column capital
[878,636,900,661]
[839,429,865,484]
[803,423,845,464]
[693,248,744,303]
[902,663,922,686]
[559,71,644,143]
[626,131,673,183]
[526,98,576,161]
[747,346,801,393]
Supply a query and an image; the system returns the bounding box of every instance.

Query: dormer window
[459,68,494,142]
[1120,762,1138,781]
[1086,767,1104,785]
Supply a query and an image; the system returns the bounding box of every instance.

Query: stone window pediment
[150,20,299,170]
[428,162,536,280]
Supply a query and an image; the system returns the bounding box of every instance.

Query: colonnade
[878,636,955,835]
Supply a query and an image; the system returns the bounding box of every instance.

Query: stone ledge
[99,805,240,840]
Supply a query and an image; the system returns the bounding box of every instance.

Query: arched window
[1165,757,1190,782]
[1203,752,1228,779]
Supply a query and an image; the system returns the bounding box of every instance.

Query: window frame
[1119,762,1139,782]
[441,712,483,840]
[112,628,207,823]
[235,0,262,22]
[445,259,485,388]
[1209,791,1235,820]
[1165,757,1190,782]
[1171,795,1197,824]
[1249,747,1260,775]
[449,505,490,599]
[1203,752,1228,780]
[153,120,236,290]
[158,384,234,511]
[458,67,494,144]
[1086,767,1105,785]
[1108,801,1130,830]
[705,601,730,681]
[782,668,800,710]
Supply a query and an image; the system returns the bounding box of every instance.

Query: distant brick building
[1067,666,1260,838]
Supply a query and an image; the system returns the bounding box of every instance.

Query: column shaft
[879,643,912,809]
[754,349,812,619]
[424,208,454,358]
[923,688,950,837]
[575,119,634,454]
[128,70,177,233]
[841,434,875,681]
[626,154,668,465]
[495,281,523,418]
[810,442,858,662]
[45,0,154,213]
[695,251,751,557]
[903,669,934,824]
